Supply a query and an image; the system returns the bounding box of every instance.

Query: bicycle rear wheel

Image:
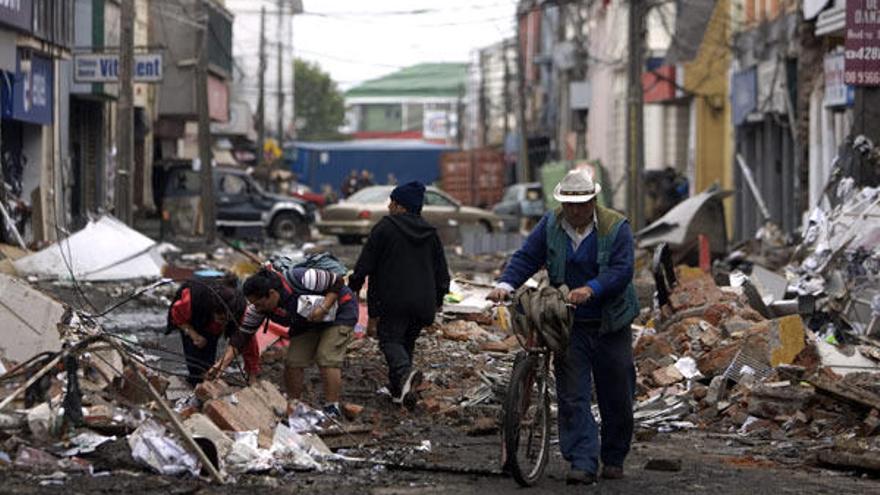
[502,351,551,487]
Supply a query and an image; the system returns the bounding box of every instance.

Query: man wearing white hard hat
[488,169,639,484]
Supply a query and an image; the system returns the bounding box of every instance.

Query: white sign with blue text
[74,53,163,83]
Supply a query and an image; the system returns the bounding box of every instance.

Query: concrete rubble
[3,214,880,486]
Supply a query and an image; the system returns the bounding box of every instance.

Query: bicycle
[497,301,553,487]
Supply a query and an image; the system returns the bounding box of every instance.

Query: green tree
[294,59,346,141]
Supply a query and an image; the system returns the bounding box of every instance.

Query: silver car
[317,185,504,244]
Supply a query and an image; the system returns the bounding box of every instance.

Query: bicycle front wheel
[502,351,551,487]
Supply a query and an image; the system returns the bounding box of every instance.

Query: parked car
[317,185,503,245]
[157,163,315,241]
[288,183,327,209]
[492,182,545,232]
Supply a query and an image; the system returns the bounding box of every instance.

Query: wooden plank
[817,450,880,472]
[809,375,880,411]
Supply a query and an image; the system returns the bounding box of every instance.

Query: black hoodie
[349,213,450,324]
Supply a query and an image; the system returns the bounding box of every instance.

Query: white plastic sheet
[13,216,172,281]
[127,419,199,476]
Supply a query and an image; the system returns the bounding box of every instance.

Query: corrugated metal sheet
[440,150,507,208]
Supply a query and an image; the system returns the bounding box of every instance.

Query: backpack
[268,252,348,277]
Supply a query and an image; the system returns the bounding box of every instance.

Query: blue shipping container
[284,140,456,195]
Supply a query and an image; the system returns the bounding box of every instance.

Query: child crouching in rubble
[167,276,260,386]
[207,266,358,420]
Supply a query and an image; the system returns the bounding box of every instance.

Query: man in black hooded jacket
[349,181,450,409]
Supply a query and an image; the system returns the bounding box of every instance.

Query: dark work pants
[554,321,635,474]
[377,315,424,396]
[180,331,220,387]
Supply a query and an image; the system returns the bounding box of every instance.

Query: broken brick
[480,335,519,353]
[252,380,287,417]
[697,342,740,378]
[342,403,364,421]
[467,416,498,436]
[652,365,684,386]
[422,397,442,413]
[194,380,234,402]
[634,334,674,361]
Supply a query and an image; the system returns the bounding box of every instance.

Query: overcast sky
[224,0,518,132]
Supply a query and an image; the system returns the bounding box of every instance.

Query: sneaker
[397,370,423,410]
[601,465,624,480]
[322,403,342,420]
[566,468,597,485]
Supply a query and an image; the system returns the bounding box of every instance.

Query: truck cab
[155,161,315,241]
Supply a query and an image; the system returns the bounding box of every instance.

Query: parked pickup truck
[155,162,315,241]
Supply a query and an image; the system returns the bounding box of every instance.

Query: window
[502,187,520,202]
[219,174,248,195]
[167,170,201,196]
[425,191,456,207]
[347,186,392,204]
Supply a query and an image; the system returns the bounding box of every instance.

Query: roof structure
[345,63,468,99]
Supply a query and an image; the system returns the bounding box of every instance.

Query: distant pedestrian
[349,181,450,409]
[386,173,398,186]
[356,169,374,191]
[341,170,358,198]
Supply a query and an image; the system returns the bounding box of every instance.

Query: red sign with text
[845,0,880,86]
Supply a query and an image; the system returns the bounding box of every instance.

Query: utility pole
[456,84,465,149]
[503,39,511,140]
[626,0,646,229]
[257,6,266,167]
[197,0,216,243]
[515,11,531,182]
[276,0,285,141]
[479,50,488,148]
[115,0,134,225]
[557,2,568,162]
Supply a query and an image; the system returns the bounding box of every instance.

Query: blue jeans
[554,322,635,474]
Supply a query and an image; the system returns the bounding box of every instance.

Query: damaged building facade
[1,0,234,246]
[1,0,74,244]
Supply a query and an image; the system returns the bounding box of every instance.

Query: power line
[225,0,516,17]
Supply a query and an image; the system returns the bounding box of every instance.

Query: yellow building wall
[683,0,735,235]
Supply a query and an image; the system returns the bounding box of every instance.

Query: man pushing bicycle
[487,170,639,485]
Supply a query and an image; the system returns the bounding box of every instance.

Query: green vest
[545,205,640,335]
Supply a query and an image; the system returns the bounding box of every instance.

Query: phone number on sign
[845,71,880,85]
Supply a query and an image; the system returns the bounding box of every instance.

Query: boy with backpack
[207,258,357,419]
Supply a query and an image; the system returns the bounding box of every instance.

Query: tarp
[13,216,167,281]
[0,274,64,362]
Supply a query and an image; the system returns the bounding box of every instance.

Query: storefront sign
[73,53,163,83]
[844,0,880,86]
[1,50,53,125]
[0,0,33,32]
[824,51,855,107]
[731,67,757,126]
[423,111,449,140]
[207,75,229,122]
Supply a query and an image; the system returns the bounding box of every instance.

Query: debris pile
[635,262,880,471]
[788,180,880,338]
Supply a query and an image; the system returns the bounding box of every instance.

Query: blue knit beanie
[390,181,426,214]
